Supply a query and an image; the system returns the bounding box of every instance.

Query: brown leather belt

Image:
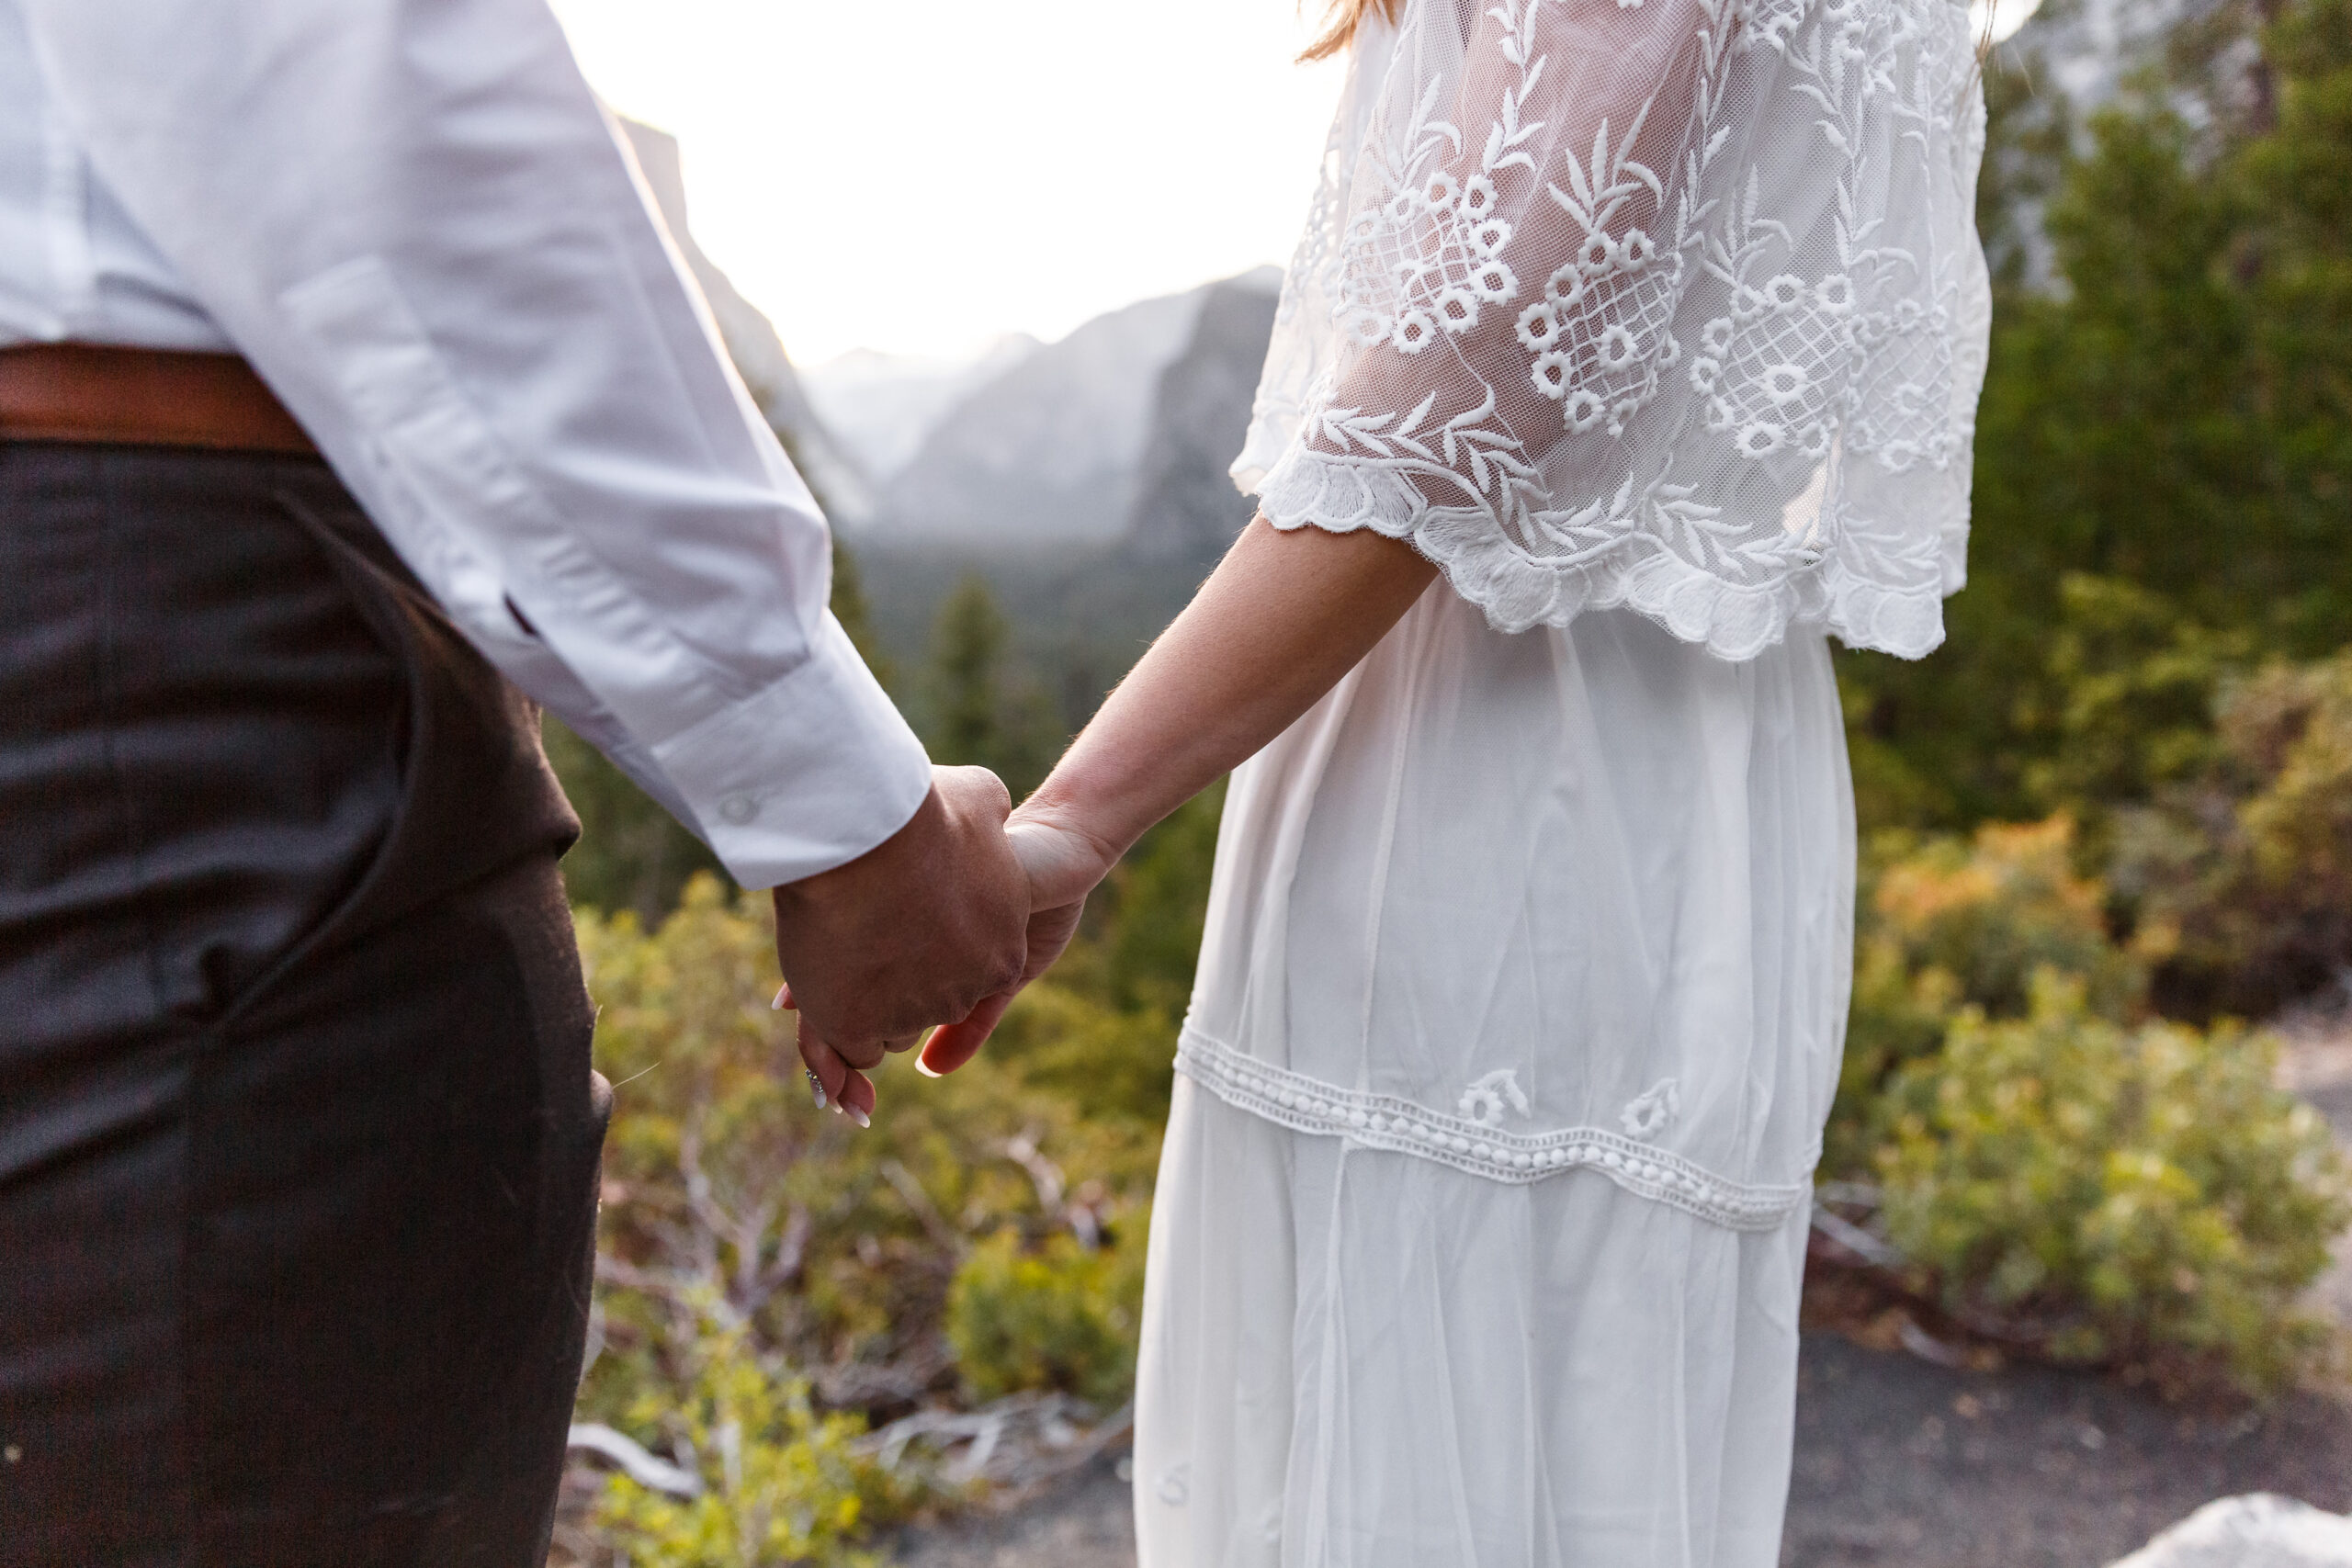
[0,343,316,456]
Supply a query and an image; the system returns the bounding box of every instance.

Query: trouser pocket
[187,853,603,1567]
[213,468,578,1027]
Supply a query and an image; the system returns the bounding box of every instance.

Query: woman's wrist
[1006,788,1128,910]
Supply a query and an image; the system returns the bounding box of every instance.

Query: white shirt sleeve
[15,0,934,888]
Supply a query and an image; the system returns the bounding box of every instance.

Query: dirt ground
[887,1336,2352,1568]
[2279,1009,2352,1325]
[891,1018,2352,1568]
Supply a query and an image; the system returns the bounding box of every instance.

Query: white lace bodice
[1237,0,1992,660]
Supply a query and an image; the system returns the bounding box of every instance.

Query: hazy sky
[547,0,2037,366]
[548,0,1349,365]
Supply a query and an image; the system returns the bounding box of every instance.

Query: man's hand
[773,765,1027,1115]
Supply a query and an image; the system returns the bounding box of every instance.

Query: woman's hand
[916,808,1120,1076]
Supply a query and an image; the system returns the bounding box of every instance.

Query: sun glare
[548,0,1346,364]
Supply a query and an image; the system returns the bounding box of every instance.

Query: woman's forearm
[912,517,1433,1078]
[1017,517,1437,875]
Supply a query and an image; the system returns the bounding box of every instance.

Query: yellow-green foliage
[597,1311,906,1568]
[1876,972,2349,1394]
[1867,816,2142,1018]
[982,982,1179,1130]
[571,876,1175,1557]
[576,876,1156,1382]
[946,1220,1149,1410]
[1830,816,2144,1170]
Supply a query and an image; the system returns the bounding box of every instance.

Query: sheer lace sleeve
[1238,0,1990,660]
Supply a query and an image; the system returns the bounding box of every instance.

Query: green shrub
[980,982,1179,1129]
[2021,576,2241,829]
[2120,650,2352,1019]
[945,1220,1149,1410]
[597,1311,907,1568]
[1102,788,1222,1014]
[1875,972,2348,1394]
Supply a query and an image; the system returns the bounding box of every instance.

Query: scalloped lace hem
[1251,444,1954,662]
[1175,1028,1812,1233]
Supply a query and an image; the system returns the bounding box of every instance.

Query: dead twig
[857,1391,1133,1494]
[879,1157,963,1253]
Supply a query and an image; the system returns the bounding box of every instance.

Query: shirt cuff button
[718,795,758,826]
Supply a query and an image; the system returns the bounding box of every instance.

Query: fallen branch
[567,1423,703,1499]
[809,1338,956,1409]
[1807,1186,2088,1354]
[879,1158,963,1254]
[1810,1204,1908,1271]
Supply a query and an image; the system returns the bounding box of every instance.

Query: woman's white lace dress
[1132,0,1987,1562]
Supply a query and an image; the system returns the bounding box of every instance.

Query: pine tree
[931,573,1011,766]
[1835,0,2352,831]
[924,574,1058,799]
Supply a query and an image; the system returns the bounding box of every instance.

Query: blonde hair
[1301,0,1399,61]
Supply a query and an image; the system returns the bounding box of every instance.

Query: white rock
[2108,1495,2352,1568]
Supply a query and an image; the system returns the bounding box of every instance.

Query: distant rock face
[1124,272,1282,564]
[803,337,1042,485]
[2108,1495,2352,1568]
[617,119,876,525]
[866,289,1205,548]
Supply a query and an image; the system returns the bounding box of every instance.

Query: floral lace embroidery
[1238,0,1990,662]
[1176,1028,1808,1232]
[1458,1068,1531,1126]
[1330,8,1544,357]
[1620,1078,1682,1139]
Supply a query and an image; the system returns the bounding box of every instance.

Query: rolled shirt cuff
[650,612,933,889]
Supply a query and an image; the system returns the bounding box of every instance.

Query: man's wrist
[661,616,932,889]
[774,780,942,912]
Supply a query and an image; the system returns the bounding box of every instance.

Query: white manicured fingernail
[806,1069,826,1110]
[845,1104,871,1130]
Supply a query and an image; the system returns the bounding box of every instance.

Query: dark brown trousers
[0,445,605,1566]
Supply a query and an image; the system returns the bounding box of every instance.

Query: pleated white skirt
[1133,592,1855,1568]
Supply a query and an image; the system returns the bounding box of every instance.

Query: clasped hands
[769,764,1109,1125]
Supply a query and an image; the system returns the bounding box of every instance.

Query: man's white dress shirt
[0,0,933,889]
